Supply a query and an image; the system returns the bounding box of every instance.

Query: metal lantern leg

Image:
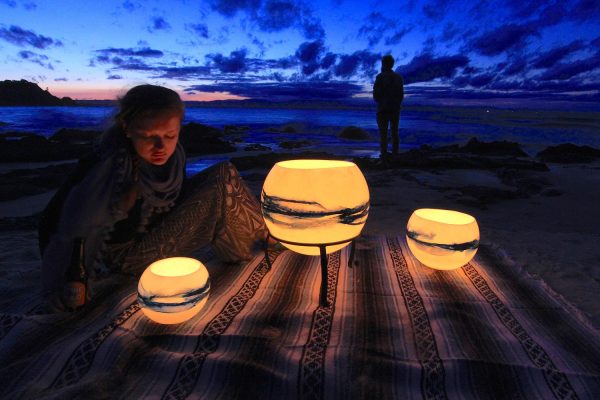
[264,232,358,308]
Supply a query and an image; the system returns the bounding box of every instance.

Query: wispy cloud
[148,16,171,32]
[18,50,53,69]
[184,80,364,101]
[0,25,62,49]
[470,23,537,56]
[397,53,469,84]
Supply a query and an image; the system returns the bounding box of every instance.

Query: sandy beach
[0,147,599,331]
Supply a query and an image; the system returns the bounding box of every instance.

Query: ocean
[1,105,599,159]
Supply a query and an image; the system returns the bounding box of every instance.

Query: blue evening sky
[1,0,599,107]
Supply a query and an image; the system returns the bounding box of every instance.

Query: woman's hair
[99,84,184,154]
[115,84,185,130]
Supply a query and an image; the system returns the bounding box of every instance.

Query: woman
[39,84,267,309]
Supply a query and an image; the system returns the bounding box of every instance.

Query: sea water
[1,105,599,159]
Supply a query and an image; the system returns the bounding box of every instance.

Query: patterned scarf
[42,135,185,292]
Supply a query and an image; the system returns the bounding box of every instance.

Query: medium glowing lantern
[406,208,479,270]
[137,257,210,324]
[261,159,369,255]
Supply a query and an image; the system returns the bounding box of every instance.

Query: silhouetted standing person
[373,55,404,161]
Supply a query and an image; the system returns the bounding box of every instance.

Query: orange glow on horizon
[181,91,249,102]
[49,84,248,102]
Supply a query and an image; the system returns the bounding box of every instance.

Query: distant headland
[0,80,77,106]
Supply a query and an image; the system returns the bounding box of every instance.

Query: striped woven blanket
[1,236,598,399]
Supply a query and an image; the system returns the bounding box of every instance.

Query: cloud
[396,53,469,84]
[206,48,249,73]
[1,0,17,7]
[358,12,395,47]
[107,74,123,80]
[333,50,379,78]
[422,0,451,21]
[301,15,325,40]
[453,72,495,88]
[295,40,324,63]
[294,40,325,75]
[209,0,260,17]
[441,22,461,42]
[95,47,164,58]
[122,0,139,12]
[149,16,171,32]
[184,80,364,101]
[502,58,528,76]
[569,0,600,22]
[54,77,68,81]
[532,40,584,69]
[154,66,212,80]
[385,27,412,46]
[320,52,336,69]
[357,12,411,47]
[186,23,209,39]
[0,25,62,49]
[470,24,537,56]
[18,50,53,69]
[255,0,298,31]
[210,0,325,40]
[91,47,164,70]
[537,53,600,81]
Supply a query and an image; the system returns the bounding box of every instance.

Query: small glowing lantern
[261,159,369,255]
[137,257,210,324]
[406,208,479,270]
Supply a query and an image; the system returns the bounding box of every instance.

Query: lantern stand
[264,231,358,307]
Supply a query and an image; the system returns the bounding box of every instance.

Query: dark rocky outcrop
[231,152,341,171]
[267,122,306,134]
[50,128,101,144]
[0,79,77,106]
[338,126,371,140]
[537,143,600,163]
[244,143,271,151]
[0,131,93,161]
[0,162,77,201]
[279,139,312,149]
[179,122,236,155]
[433,137,528,157]
[353,139,548,172]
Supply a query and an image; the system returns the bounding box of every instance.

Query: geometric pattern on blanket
[0,236,598,399]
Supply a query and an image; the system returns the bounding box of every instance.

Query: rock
[0,162,77,201]
[0,79,78,106]
[50,128,101,144]
[279,140,312,149]
[223,125,250,134]
[181,122,222,138]
[0,131,91,161]
[438,137,528,157]
[537,143,600,163]
[230,151,340,171]
[244,143,271,151]
[267,122,305,134]
[338,126,371,140]
[179,122,235,155]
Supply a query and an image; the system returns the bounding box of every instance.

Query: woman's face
[126,115,181,166]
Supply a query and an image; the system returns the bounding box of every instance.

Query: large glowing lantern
[137,257,210,324]
[406,208,479,270]
[261,159,370,255]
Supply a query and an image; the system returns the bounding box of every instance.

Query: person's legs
[390,110,400,154]
[376,111,390,158]
[117,161,266,274]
